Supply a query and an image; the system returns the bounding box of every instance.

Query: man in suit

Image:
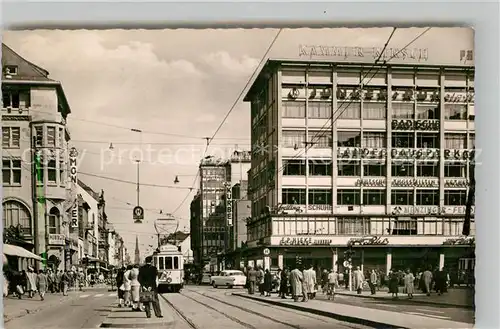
[138,257,163,318]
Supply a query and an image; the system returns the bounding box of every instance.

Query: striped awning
[3,244,44,261]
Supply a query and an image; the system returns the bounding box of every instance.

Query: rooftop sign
[299,45,429,62]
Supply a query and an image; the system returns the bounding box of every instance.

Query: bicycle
[326,283,336,300]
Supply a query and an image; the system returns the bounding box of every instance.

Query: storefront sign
[279,237,312,246]
[444,149,475,161]
[48,234,65,246]
[71,202,79,228]
[274,204,332,213]
[299,45,429,62]
[337,148,386,159]
[392,178,439,188]
[391,148,440,160]
[444,91,474,103]
[391,120,440,131]
[391,205,440,215]
[441,206,475,215]
[347,235,389,247]
[442,237,475,246]
[355,178,386,187]
[69,147,78,184]
[444,179,469,188]
[226,185,233,225]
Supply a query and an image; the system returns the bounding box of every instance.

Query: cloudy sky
[3,27,473,254]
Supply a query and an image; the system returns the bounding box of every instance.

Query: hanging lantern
[174,176,179,184]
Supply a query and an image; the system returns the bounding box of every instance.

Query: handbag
[139,286,154,303]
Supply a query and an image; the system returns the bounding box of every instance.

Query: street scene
[2,26,475,328]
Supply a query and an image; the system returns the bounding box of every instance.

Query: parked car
[200,273,212,285]
[211,270,247,288]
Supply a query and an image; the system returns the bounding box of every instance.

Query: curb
[3,294,81,323]
[335,292,475,310]
[233,293,408,329]
[99,304,174,328]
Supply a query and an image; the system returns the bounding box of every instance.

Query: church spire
[134,235,140,264]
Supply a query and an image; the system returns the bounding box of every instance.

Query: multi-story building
[77,180,100,268]
[190,151,251,268]
[242,58,475,275]
[2,43,74,271]
[97,193,109,268]
[114,234,125,267]
[107,224,117,267]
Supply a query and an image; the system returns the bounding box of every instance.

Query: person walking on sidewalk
[62,270,71,296]
[303,264,317,300]
[247,266,257,295]
[353,266,365,295]
[130,264,141,311]
[116,266,125,307]
[404,268,415,299]
[279,268,289,299]
[123,266,132,307]
[263,269,273,297]
[26,267,37,298]
[368,269,378,295]
[388,269,399,299]
[36,270,48,301]
[422,267,433,296]
[257,266,265,296]
[138,256,163,319]
[289,266,303,302]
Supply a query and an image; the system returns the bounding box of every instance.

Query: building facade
[2,43,75,271]
[243,59,475,275]
[77,180,100,267]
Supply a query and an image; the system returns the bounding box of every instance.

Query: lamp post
[131,129,142,207]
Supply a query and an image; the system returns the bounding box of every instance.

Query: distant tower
[134,235,140,264]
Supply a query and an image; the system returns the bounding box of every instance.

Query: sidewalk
[232,292,473,329]
[335,287,474,309]
[3,290,84,323]
[100,302,174,328]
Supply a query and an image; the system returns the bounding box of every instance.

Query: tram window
[165,257,173,270]
[158,257,164,270]
[174,256,179,270]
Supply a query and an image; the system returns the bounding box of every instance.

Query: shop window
[444,190,467,206]
[2,127,20,149]
[362,132,386,148]
[363,190,386,205]
[391,162,414,177]
[391,218,417,235]
[416,133,439,148]
[338,102,361,119]
[2,158,21,186]
[282,188,306,205]
[417,161,439,177]
[337,130,361,147]
[416,189,439,206]
[308,101,331,119]
[391,190,414,205]
[308,189,332,205]
[337,189,361,205]
[363,102,386,120]
[2,200,32,235]
[309,159,332,176]
[338,160,361,176]
[363,161,386,176]
[337,217,369,235]
[392,132,414,148]
[283,159,306,176]
[282,101,306,118]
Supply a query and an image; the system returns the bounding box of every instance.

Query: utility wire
[78,172,194,190]
[170,28,283,215]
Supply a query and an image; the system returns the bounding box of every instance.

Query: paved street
[4,288,115,329]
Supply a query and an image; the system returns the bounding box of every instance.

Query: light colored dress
[129,268,140,303]
[353,270,365,291]
[303,269,317,294]
[289,269,303,297]
[26,271,37,292]
[404,273,415,294]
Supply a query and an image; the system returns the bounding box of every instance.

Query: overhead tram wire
[170,28,284,215]
[274,27,432,176]
[78,172,194,190]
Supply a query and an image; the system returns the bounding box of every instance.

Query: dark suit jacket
[138,264,158,289]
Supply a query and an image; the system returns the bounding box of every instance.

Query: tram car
[151,244,184,293]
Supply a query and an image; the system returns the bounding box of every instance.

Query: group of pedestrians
[4,266,76,300]
[115,257,163,319]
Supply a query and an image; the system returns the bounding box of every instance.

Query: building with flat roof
[242,58,475,275]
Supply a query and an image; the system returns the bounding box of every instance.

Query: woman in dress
[263,269,273,297]
[388,269,399,299]
[404,268,415,299]
[123,265,132,307]
[36,270,48,301]
[26,267,37,298]
[130,264,141,311]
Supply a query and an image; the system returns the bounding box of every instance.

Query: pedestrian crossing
[79,293,116,299]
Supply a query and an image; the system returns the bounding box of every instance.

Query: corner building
[243,59,475,276]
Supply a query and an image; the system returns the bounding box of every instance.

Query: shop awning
[3,244,44,261]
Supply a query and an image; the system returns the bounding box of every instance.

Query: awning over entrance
[3,244,44,261]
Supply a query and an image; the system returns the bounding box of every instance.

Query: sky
[2,27,473,254]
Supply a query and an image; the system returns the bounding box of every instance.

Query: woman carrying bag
[130,264,141,312]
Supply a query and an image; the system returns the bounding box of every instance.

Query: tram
[151,244,184,293]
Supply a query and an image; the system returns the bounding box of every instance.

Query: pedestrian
[327,268,338,299]
[116,266,125,307]
[123,266,133,307]
[321,269,329,293]
[388,269,399,299]
[279,268,288,299]
[247,266,257,294]
[62,270,71,296]
[404,268,415,299]
[369,269,377,295]
[26,266,37,298]
[263,269,272,297]
[303,264,317,300]
[353,266,365,294]
[138,256,163,319]
[435,268,447,295]
[289,266,303,302]
[36,269,48,301]
[130,264,141,311]
[56,270,62,293]
[422,266,433,296]
[257,266,265,296]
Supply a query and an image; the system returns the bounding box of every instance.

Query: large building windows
[309,159,332,176]
[363,189,386,205]
[283,159,306,176]
[444,104,467,120]
[391,190,414,205]
[416,133,439,148]
[337,217,369,235]
[2,158,22,186]
[416,104,439,119]
[338,160,361,176]
[391,161,414,177]
[392,132,414,148]
[47,127,56,147]
[47,160,57,183]
[309,189,332,205]
[338,102,360,119]
[337,189,361,205]
[468,134,475,149]
[282,130,306,148]
[337,130,361,147]
[2,200,32,235]
[445,133,467,149]
[391,218,417,235]
[444,190,467,205]
[308,101,331,119]
[417,161,439,177]
[392,103,414,119]
[363,160,386,176]
[2,127,20,149]
[362,132,386,148]
[282,188,306,205]
[48,207,60,234]
[309,131,332,148]
[444,162,466,178]
[363,102,386,120]
[282,101,306,118]
[416,189,439,206]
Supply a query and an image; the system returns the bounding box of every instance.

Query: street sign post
[133,206,144,223]
[263,248,270,256]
